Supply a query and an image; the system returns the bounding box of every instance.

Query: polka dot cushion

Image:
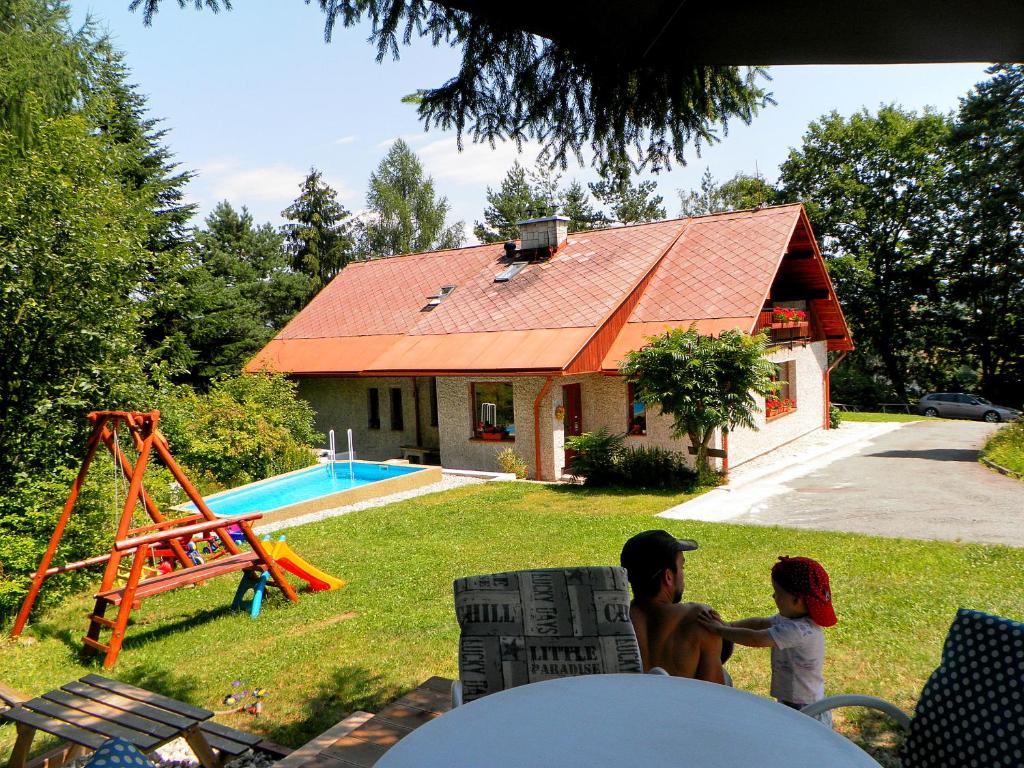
[902,608,1024,768]
[83,738,155,768]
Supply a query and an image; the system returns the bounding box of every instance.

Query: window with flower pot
[472,382,515,440]
[627,383,647,436]
[766,361,797,419]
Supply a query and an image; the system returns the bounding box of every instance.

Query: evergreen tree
[134,0,770,171]
[589,156,666,224]
[0,0,88,149]
[363,138,464,256]
[560,181,608,233]
[169,203,311,386]
[282,168,356,293]
[474,162,553,243]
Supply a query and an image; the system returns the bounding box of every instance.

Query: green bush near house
[565,430,698,489]
[981,419,1024,477]
[829,405,843,429]
[496,447,529,479]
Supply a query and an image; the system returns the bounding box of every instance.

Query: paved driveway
[662,420,1024,547]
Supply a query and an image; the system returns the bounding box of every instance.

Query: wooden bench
[287,677,453,768]
[94,552,263,605]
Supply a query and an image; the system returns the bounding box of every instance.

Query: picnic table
[1,675,261,768]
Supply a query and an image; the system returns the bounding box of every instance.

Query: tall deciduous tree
[621,327,777,483]
[938,64,1024,405]
[363,138,464,256]
[282,168,356,293]
[779,107,952,401]
[589,156,666,224]
[133,0,771,171]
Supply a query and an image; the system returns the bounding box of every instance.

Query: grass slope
[2,481,1022,762]
[982,419,1024,476]
[840,411,932,423]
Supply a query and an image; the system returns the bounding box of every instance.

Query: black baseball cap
[620,529,698,584]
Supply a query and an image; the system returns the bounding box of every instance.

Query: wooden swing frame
[10,410,298,667]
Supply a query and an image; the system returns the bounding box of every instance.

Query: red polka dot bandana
[771,556,837,627]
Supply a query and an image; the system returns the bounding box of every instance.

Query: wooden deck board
[289,677,454,768]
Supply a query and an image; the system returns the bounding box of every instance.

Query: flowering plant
[766,398,797,416]
[772,308,807,323]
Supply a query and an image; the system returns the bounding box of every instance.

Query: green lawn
[982,419,1024,476]
[2,481,1022,764]
[839,411,932,422]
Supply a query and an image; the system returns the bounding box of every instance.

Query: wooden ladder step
[81,637,111,653]
[87,614,116,628]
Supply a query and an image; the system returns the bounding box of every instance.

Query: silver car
[918,393,1021,423]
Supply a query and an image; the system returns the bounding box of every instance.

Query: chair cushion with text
[901,608,1024,768]
[454,566,641,703]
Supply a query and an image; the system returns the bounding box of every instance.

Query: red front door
[563,383,582,469]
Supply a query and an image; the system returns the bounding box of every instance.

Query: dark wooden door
[563,383,582,469]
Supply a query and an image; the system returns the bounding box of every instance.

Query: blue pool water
[189,462,426,517]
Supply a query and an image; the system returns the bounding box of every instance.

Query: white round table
[377,674,881,768]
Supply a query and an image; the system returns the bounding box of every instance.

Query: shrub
[617,445,697,489]
[565,429,624,486]
[829,405,843,429]
[496,447,529,479]
[158,372,322,490]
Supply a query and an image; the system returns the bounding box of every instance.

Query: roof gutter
[533,377,554,481]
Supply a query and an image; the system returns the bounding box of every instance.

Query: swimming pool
[187,461,442,525]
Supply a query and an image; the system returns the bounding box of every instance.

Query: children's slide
[268,538,346,592]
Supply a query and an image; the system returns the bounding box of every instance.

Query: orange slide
[267,538,346,591]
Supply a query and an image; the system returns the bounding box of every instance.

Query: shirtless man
[620,529,728,683]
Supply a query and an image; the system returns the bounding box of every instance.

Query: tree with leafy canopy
[679,168,778,217]
[936,64,1024,406]
[282,168,356,294]
[131,0,771,171]
[166,202,311,387]
[621,327,777,483]
[778,106,952,402]
[589,156,667,224]
[363,138,463,256]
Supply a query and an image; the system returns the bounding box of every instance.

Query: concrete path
[661,420,1024,547]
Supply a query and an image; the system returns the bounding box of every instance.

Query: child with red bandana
[698,556,837,726]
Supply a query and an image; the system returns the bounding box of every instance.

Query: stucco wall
[725,340,828,467]
[436,377,555,477]
[296,376,437,461]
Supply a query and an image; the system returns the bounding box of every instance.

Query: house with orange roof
[246,204,853,480]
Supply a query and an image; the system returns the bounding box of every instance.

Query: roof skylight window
[494,261,528,283]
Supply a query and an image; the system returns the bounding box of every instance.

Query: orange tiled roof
[245,204,852,376]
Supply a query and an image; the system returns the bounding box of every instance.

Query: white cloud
[334,135,358,145]
[416,137,549,186]
[197,160,356,203]
[375,132,433,150]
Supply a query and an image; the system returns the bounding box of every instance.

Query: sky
[71,2,994,243]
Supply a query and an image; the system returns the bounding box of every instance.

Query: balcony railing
[756,308,811,345]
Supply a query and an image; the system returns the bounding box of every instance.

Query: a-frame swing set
[10,410,298,668]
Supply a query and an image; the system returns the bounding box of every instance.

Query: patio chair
[451,566,656,706]
[801,608,1024,767]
